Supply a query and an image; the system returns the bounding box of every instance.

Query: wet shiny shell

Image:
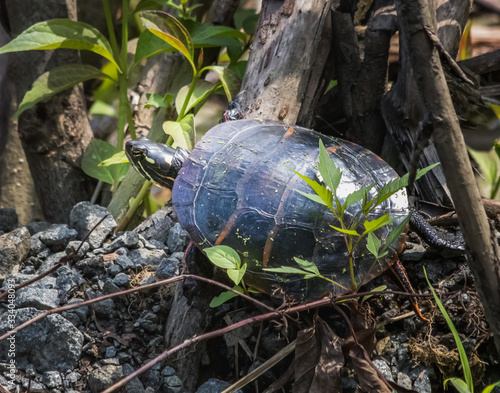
[173,119,408,300]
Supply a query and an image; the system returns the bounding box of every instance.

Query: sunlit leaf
[483,381,500,393]
[205,245,240,269]
[82,139,129,185]
[381,214,411,253]
[344,184,375,209]
[145,93,168,108]
[291,168,333,210]
[163,114,195,150]
[443,378,470,393]
[366,232,381,258]
[15,64,112,117]
[263,266,311,275]
[175,80,220,115]
[296,190,327,206]
[99,151,129,166]
[89,100,116,117]
[202,65,241,101]
[0,19,119,70]
[318,140,342,193]
[330,226,360,236]
[139,10,195,73]
[294,257,320,275]
[227,263,246,285]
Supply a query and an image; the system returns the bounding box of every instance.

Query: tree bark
[5,0,94,223]
[239,0,333,127]
[397,0,500,355]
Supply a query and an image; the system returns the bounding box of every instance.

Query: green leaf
[296,190,327,206]
[98,151,129,166]
[89,100,116,117]
[15,64,112,117]
[344,184,375,209]
[175,80,220,115]
[361,285,387,304]
[483,381,500,393]
[210,286,243,307]
[228,61,247,79]
[468,146,498,185]
[376,176,408,206]
[145,93,169,108]
[366,232,381,258]
[363,213,392,233]
[426,269,474,392]
[139,11,195,73]
[82,139,129,185]
[227,263,246,285]
[202,65,241,101]
[318,140,342,193]
[163,114,195,150]
[381,214,412,253]
[290,168,333,210]
[0,19,119,70]
[330,226,360,236]
[205,245,240,269]
[234,9,259,35]
[415,162,440,181]
[134,0,164,13]
[294,257,320,275]
[263,266,312,275]
[183,19,245,47]
[444,378,471,393]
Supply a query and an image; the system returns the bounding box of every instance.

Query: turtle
[126,119,447,308]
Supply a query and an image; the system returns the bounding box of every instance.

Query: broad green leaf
[377,176,408,206]
[15,64,112,117]
[134,0,164,13]
[205,245,240,269]
[228,61,247,79]
[366,232,381,258]
[82,139,129,185]
[483,381,500,393]
[175,80,220,115]
[234,9,259,35]
[296,190,327,206]
[381,214,412,253]
[182,19,245,47]
[290,169,333,210]
[163,115,195,150]
[99,151,129,166]
[444,378,471,393]
[210,286,243,307]
[426,268,474,392]
[330,226,360,236]
[344,184,375,209]
[364,214,398,233]
[294,257,320,275]
[227,263,246,285]
[0,19,119,70]
[318,140,342,193]
[89,100,116,117]
[145,93,169,108]
[202,65,241,101]
[139,11,196,73]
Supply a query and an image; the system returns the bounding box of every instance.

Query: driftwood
[396,0,500,355]
[239,0,334,128]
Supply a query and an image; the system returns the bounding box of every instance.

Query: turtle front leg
[220,92,244,123]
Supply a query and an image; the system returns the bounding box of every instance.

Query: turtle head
[126,137,189,189]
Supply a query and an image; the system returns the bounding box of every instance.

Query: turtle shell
[172,119,408,300]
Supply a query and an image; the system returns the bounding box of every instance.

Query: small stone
[195,378,242,393]
[15,287,60,309]
[0,227,30,280]
[122,363,145,393]
[113,273,130,286]
[166,223,187,252]
[25,221,51,235]
[106,346,118,358]
[155,257,179,279]
[116,255,135,270]
[38,224,78,251]
[139,274,155,286]
[65,240,90,258]
[134,208,174,243]
[103,281,122,294]
[373,358,394,382]
[70,202,117,249]
[397,372,412,390]
[163,375,182,393]
[161,366,176,377]
[136,312,159,333]
[171,252,185,262]
[86,290,116,318]
[65,371,81,384]
[144,370,161,390]
[30,235,49,256]
[106,263,123,277]
[75,255,105,278]
[56,265,85,303]
[411,367,432,393]
[105,231,140,252]
[87,365,124,393]
[42,371,63,388]
[128,249,167,267]
[401,242,427,262]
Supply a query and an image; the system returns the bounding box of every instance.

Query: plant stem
[177,72,200,121]
[102,0,120,65]
[115,180,152,232]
